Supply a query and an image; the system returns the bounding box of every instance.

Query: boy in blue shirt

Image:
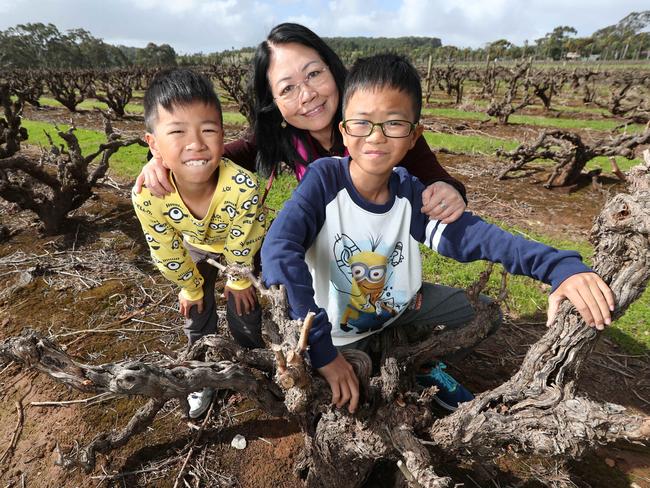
[261,54,615,414]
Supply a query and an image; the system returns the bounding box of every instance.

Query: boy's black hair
[343,54,422,122]
[144,68,222,132]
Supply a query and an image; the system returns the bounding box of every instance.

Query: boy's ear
[409,124,424,149]
[339,121,349,147]
[144,132,167,167]
[144,132,159,156]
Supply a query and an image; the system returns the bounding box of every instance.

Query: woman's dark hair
[251,23,347,177]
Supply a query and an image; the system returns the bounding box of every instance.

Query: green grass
[423,131,641,171]
[39,96,144,114]
[422,105,644,132]
[422,107,490,121]
[419,223,650,353]
[222,111,247,125]
[22,119,148,177]
[508,114,644,132]
[262,172,299,213]
[424,131,519,154]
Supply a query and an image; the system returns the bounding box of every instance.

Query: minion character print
[333,234,406,334]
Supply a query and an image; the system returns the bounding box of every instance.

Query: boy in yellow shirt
[132,68,266,417]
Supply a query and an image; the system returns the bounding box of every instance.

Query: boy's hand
[178,293,203,318]
[224,285,257,316]
[421,181,466,224]
[317,353,360,414]
[547,272,615,330]
[134,156,174,197]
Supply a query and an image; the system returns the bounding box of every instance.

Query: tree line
[2,13,649,70]
[0,23,178,69]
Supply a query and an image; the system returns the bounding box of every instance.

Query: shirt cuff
[179,287,204,301]
[225,278,252,291]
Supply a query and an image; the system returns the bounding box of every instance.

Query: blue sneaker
[416,362,474,411]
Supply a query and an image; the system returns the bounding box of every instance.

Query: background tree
[134,42,177,67]
[535,26,577,60]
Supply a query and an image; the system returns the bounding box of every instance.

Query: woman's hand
[133,156,174,197]
[421,181,466,223]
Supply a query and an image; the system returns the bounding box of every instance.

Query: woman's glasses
[274,66,330,104]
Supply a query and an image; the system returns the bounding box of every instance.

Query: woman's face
[266,42,339,135]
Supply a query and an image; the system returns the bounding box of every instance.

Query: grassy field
[39,96,144,114]
[422,106,644,132]
[422,132,641,171]
[22,119,149,177]
[18,108,650,352]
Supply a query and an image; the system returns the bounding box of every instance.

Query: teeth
[184,159,208,167]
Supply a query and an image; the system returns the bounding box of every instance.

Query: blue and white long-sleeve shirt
[261,156,591,369]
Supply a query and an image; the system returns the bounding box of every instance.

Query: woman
[135,23,466,222]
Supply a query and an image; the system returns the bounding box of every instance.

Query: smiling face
[340,86,423,180]
[266,42,339,136]
[145,101,224,187]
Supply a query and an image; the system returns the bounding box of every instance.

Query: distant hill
[322,36,441,53]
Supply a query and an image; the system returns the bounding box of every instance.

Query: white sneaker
[188,387,214,419]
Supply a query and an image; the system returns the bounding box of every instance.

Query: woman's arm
[400,135,467,224]
[400,135,466,198]
[223,136,258,173]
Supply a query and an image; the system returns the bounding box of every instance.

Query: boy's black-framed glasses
[341,119,416,138]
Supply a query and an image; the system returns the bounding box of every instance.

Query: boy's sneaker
[416,362,474,412]
[188,387,215,419]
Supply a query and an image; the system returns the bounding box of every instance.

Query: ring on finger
[439,200,447,209]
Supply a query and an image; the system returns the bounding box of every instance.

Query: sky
[0,0,647,54]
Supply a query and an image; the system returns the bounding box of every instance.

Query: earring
[280,119,287,129]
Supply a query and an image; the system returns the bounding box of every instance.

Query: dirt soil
[1,108,649,487]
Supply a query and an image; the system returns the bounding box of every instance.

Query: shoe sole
[433,395,458,412]
[189,403,211,419]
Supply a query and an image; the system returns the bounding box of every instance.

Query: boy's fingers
[348,374,360,413]
[154,164,175,194]
[546,296,560,327]
[196,301,204,315]
[330,381,341,407]
[134,173,145,193]
[578,286,605,329]
[337,381,351,409]
[245,291,255,314]
[597,279,616,313]
[567,291,594,328]
[587,280,612,327]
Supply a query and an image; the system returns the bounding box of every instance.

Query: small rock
[630,483,642,488]
[231,434,247,450]
[604,457,615,467]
